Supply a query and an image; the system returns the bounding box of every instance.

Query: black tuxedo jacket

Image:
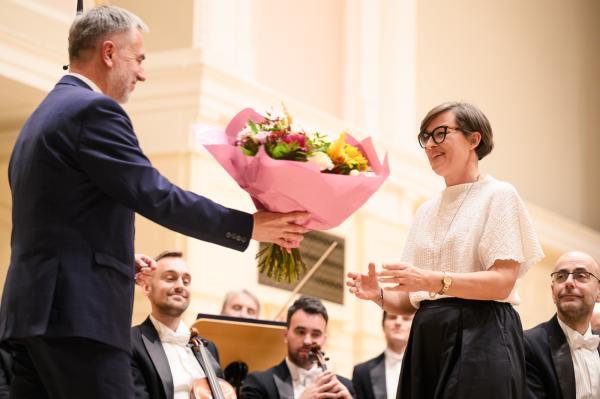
[0,75,252,352]
[352,352,386,399]
[131,317,223,399]
[524,314,600,399]
[241,359,355,399]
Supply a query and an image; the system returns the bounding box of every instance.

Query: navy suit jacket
[352,352,386,399]
[0,75,253,351]
[131,317,222,399]
[241,359,356,399]
[524,315,600,399]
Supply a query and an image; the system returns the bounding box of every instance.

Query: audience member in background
[131,251,222,399]
[221,290,261,319]
[352,312,413,399]
[241,296,355,398]
[524,251,600,399]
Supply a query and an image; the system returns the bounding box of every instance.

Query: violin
[307,343,329,372]
[189,328,237,399]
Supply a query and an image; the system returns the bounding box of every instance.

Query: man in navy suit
[241,296,355,399]
[352,311,412,399]
[0,6,307,399]
[524,251,600,399]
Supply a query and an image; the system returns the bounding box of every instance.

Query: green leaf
[240,147,257,156]
[247,119,259,135]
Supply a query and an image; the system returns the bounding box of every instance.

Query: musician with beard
[241,296,355,398]
[131,251,222,399]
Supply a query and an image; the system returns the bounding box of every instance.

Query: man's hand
[299,372,352,399]
[134,253,156,286]
[252,210,310,249]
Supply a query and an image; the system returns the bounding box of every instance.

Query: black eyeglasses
[550,270,600,284]
[418,125,462,148]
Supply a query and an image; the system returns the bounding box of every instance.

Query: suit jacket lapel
[370,353,387,399]
[273,360,294,399]
[548,316,576,399]
[141,318,174,399]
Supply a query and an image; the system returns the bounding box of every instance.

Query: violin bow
[273,241,338,320]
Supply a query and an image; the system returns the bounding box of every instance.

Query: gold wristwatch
[430,271,452,298]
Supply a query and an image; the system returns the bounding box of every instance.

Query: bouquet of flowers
[198,107,389,282]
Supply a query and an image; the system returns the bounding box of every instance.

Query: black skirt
[397,298,525,399]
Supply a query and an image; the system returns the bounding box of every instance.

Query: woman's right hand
[346,263,380,302]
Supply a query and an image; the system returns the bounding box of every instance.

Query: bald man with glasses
[524,251,600,399]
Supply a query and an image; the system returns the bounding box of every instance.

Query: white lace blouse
[401,175,544,307]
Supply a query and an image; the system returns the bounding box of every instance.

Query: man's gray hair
[68,5,149,61]
[221,289,261,314]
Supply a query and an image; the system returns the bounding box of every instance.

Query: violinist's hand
[299,372,352,399]
[346,263,380,303]
[134,253,156,286]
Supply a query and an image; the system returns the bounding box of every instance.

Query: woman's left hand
[377,263,437,292]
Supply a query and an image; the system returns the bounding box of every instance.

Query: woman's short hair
[68,5,148,62]
[420,102,494,160]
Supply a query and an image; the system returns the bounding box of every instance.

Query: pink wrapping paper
[199,108,390,230]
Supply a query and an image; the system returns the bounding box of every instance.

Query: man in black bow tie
[524,251,600,399]
[240,296,355,399]
[131,251,222,399]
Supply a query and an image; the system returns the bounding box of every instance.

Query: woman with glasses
[347,102,544,398]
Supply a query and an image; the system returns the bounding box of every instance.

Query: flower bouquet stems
[256,244,306,283]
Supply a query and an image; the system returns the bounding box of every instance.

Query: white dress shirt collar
[149,315,191,346]
[557,317,600,399]
[149,316,205,399]
[557,317,600,351]
[285,357,322,398]
[67,72,102,94]
[384,349,404,399]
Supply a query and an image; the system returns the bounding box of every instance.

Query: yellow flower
[327,132,347,163]
[327,132,369,173]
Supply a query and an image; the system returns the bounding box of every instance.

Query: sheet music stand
[192,313,287,373]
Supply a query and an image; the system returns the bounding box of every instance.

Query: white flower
[255,131,269,144]
[237,127,252,141]
[307,151,334,171]
[349,170,376,177]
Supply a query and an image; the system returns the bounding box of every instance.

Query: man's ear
[470,132,481,150]
[283,327,289,343]
[142,282,151,297]
[101,40,116,67]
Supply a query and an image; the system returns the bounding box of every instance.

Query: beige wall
[251,0,345,118]
[415,0,600,231]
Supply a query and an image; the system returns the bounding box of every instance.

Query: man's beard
[288,347,312,369]
[107,67,130,104]
[156,301,187,318]
[557,300,590,324]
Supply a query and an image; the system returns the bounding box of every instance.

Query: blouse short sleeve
[478,182,544,276]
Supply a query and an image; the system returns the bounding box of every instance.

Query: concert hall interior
[0,0,598,380]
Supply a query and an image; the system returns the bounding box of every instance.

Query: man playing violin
[241,296,355,399]
[131,251,223,399]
